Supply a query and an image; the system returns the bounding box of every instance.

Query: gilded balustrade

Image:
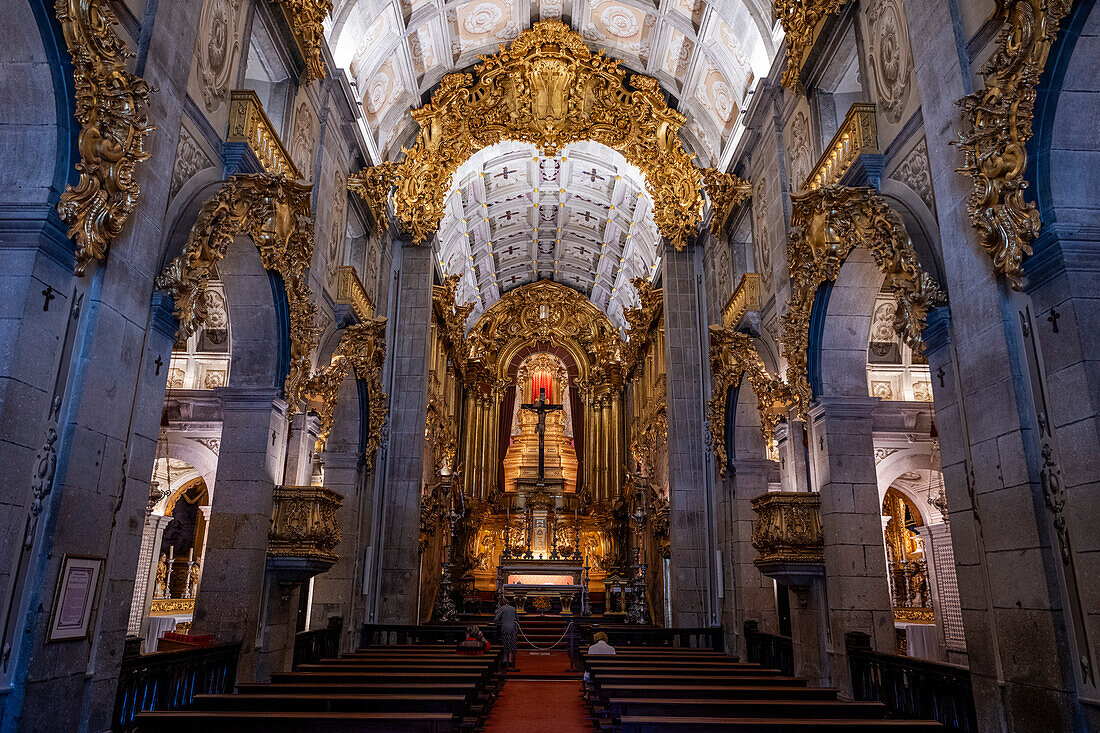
[227,90,302,179]
[335,265,375,320]
[722,273,761,329]
[751,492,825,579]
[268,485,343,564]
[803,103,879,191]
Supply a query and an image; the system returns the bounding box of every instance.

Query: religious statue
[154,553,169,599]
[520,387,564,483]
[185,559,202,599]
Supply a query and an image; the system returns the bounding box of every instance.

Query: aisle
[483,651,588,732]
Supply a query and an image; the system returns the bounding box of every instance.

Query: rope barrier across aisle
[516,621,574,651]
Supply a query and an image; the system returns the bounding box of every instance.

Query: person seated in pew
[457,625,491,655]
[587,632,616,655]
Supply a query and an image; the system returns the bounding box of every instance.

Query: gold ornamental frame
[349,21,747,249]
[779,186,946,413]
[156,174,321,408]
[955,0,1077,287]
[776,0,848,92]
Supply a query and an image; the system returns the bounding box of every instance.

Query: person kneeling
[457,625,491,655]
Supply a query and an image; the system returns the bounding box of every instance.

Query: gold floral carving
[269,485,343,562]
[55,0,155,275]
[776,0,848,92]
[278,0,333,82]
[779,186,946,412]
[701,168,752,236]
[955,0,1075,287]
[156,174,320,407]
[348,161,398,237]
[434,274,476,368]
[621,277,663,372]
[751,491,825,566]
[302,318,388,472]
[708,327,796,474]
[150,598,195,617]
[358,21,705,249]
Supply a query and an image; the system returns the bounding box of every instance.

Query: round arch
[876,446,946,525]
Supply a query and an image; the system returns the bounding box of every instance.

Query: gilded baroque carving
[776,0,848,92]
[621,276,662,372]
[955,0,1075,287]
[750,491,825,566]
[279,0,333,82]
[302,318,388,472]
[707,327,796,473]
[55,0,155,275]
[348,161,398,237]
[701,168,752,237]
[779,186,946,412]
[155,174,321,408]
[269,485,343,562]
[355,21,706,249]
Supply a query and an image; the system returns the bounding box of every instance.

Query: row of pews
[135,644,505,733]
[582,647,944,732]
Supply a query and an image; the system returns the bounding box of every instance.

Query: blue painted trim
[807,282,833,399]
[1029,0,1096,231]
[356,376,369,456]
[27,0,79,202]
[268,271,291,395]
[725,375,742,473]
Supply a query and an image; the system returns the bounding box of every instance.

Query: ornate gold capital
[278,0,333,83]
[55,0,155,275]
[955,0,1075,287]
[302,317,388,472]
[779,186,946,412]
[434,274,476,366]
[776,0,848,92]
[155,174,321,407]
[701,168,752,236]
[359,21,706,249]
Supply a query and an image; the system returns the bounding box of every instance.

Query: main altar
[497,557,586,614]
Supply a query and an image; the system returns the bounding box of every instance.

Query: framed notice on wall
[48,555,103,642]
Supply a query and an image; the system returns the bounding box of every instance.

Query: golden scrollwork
[707,327,797,474]
[155,174,321,407]
[954,0,1075,287]
[269,485,343,562]
[227,90,302,179]
[776,0,848,92]
[55,0,155,275]
[348,161,398,237]
[701,168,752,236]
[302,318,388,472]
[150,598,195,617]
[434,274,476,368]
[621,277,663,372]
[779,186,946,412]
[751,491,825,567]
[356,21,705,249]
[278,0,333,82]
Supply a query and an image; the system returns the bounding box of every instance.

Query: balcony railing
[847,632,977,733]
[112,642,240,732]
[292,617,344,670]
[751,492,825,582]
[744,621,794,676]
[803,103,879,191]
[227,90,302,180]
[336,265,375,320]
[269,485,343,563]
[722,273,760,329]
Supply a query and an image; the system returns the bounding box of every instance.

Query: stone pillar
[807,396,894,693]
[376,240,433,623]
[192,388,287,682]
[310,450,362,640]
[128,513,174,641]
[776,419,811,493]
[660,241,714,626]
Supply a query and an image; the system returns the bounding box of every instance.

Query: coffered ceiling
[327,0,780,166]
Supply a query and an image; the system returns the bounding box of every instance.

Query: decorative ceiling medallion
[779,185,946,412]
[55,0,155,275]
[954,0,1075,288]
[351,20,730,251]
[155,174,321,408]
[775,0,848,93]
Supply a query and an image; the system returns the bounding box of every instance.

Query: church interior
[1,0,1097,730]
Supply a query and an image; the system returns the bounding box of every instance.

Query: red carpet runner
[483,651,588,732]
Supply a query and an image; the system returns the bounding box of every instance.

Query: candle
[188,547,194,563]
[168,545,174,562]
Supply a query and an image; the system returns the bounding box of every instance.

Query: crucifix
[520,387,563,483]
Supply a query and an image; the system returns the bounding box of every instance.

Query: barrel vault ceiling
[325,0,781,326]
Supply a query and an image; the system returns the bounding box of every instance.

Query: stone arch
[217,238,284,390]
[349,20,748,249]
[875,447,946,525]
[814,248,885,399]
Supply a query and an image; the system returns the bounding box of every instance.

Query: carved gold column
[485,382,506,496]
[610,387,624,499]
[462,388,476,497]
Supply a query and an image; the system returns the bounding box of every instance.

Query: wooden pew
[191,692,466,715]
[135,710,455,733]
[608,698,890,720]
[619,717,943,732]
[594,684,838,701]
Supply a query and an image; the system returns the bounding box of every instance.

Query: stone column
[807,396,894,693]
[660,241,714,626]
[192,388,287,682]
[376,240,433,623]
[310,451,362,636]
[128,513,174,641]
[776,419,811,493]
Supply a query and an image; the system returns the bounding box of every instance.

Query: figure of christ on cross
[520,387,564,483]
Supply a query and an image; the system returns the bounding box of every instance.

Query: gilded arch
[156,173,321,408]
[779,185,947,413]
[349,20,749,249]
